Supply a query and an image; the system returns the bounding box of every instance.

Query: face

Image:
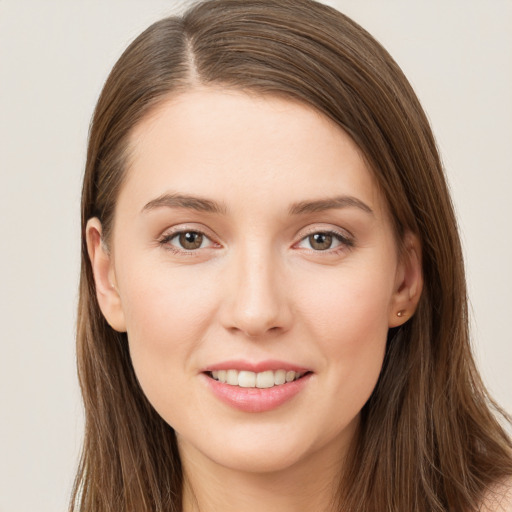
[88,88,420,476]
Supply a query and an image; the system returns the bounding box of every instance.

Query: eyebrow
[141,193,228,215]
[141,193,373,216]
[289,196,374,216]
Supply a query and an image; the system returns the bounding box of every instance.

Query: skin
[87,88,423,512]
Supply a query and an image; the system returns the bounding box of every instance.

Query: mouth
[206,369,311,389]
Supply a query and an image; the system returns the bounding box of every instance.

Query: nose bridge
[223,238,290,337]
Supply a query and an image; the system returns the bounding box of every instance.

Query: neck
[179,424,356,512]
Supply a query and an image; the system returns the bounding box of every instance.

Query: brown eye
[308,232,333,250]
[178,231,204,250]
[160,229,218,253]
[296,230,352,253]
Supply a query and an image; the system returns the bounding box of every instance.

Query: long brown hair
[71,1,512,510]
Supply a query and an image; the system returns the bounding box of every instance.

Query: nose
[220,243,292,338]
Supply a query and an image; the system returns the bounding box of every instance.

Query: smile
[203,367,312,412]
[209,369,307,388]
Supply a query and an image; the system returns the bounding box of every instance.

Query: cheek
[301,260,394,342]
[120,254,219,333]
[298,263,394,414]
[117,262,219,403]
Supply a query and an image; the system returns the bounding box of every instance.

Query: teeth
[226,369,238,385]
[238,371,256,388]
[274,369,286,385]
[210,369,306,388]
[256,370,274,389]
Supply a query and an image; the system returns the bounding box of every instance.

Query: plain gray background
[1,1,511,511]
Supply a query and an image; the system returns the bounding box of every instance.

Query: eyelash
[294,228,354,255]
[158,229,218,255]
[157,228,354,255]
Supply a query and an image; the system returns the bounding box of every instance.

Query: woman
[71,0,512,510]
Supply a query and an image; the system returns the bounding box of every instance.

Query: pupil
[310,233,332,250]
[180,232,203,249]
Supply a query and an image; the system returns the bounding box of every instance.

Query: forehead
[120,87,385,217]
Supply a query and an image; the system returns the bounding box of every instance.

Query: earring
[397,310,405,317]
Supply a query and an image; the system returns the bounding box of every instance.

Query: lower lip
[203,373,312,413]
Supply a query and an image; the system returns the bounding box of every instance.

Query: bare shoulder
[479,479,512,512]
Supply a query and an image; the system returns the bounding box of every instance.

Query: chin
[177,416,356,477]
[207,441,312,474]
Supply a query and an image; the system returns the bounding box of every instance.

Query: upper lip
[202,359,311,373]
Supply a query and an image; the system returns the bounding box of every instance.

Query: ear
[388,232,423,327]
[86,218,127,332]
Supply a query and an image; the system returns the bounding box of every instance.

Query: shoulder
[479,479,512,512]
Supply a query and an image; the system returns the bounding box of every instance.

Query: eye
[160,230,214,251]
[307,232,336,251]
[296,230,352,251]
[177,231,205,250]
